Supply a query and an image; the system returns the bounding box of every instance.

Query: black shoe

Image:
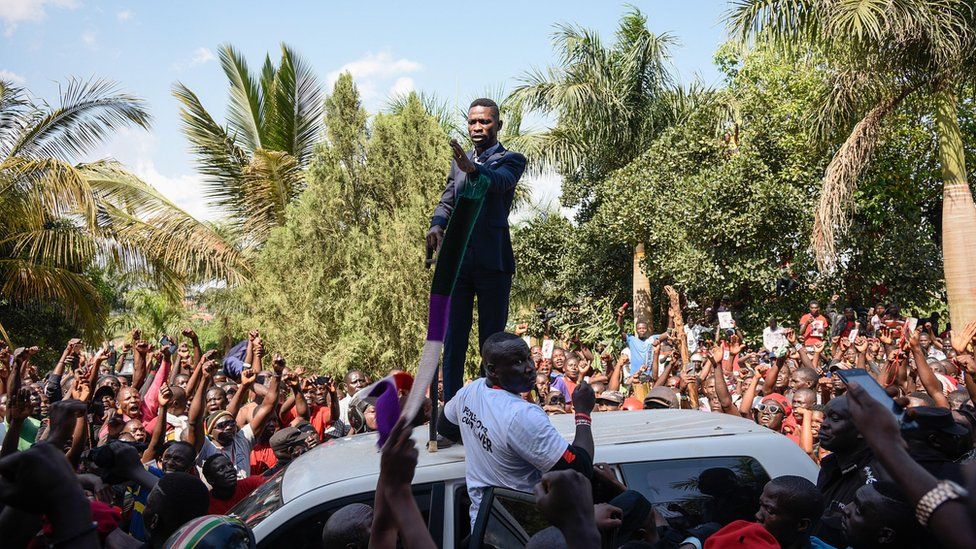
[436,435,456,449]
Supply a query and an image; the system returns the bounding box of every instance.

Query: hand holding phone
[835,368,904,422]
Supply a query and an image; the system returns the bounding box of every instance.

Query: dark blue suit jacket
[430,143,527,274]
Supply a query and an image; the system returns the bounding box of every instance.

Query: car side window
[468,487,548,549]
[618,456,770,528]
[259,484,435,549]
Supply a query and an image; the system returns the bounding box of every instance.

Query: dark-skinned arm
[711,367,739,416]
[228,369,255,421]
[185,360,215,454]
[132,340,151,391]
[182,328,202,366]
[249,355,284,435]
[906,328,950,408]
[738,369,764,417]
[142,385,171,463]
[846,382,976,549]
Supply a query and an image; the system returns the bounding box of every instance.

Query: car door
[466,487,549,549]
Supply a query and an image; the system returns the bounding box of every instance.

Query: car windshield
[231,469,285,528]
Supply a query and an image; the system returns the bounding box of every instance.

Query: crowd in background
[0,291,975,548]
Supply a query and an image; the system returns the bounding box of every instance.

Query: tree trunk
[632,243,653,331]
[936,88,976,330]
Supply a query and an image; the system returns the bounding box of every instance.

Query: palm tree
[727,0,976,328]
[0,78,247,339]
[506,7,697,329]
[173,43,325,246]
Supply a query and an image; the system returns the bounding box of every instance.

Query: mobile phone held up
[159,336,178,357]
[834,368,911,426]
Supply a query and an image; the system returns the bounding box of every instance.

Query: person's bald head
[322,503,372,549]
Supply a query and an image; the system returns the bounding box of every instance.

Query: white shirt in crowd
[444,378,568,527]
[338,394,353,424]
[762,326,788,354]
[196,423,255,479]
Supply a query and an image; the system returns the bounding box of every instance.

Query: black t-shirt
[813,447,887,547]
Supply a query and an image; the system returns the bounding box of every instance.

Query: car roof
[280,410,772,503]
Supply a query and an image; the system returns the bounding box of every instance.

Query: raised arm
[185,359,216,454]
[182,328,202,366]
[132,337,152,391]
[142,384,171,463]
[228,368,255,420]
[738,368,765,417]
[709,348,739,417]
[906,327,949,408]
[615,304,629,343]
[249,354,284,435]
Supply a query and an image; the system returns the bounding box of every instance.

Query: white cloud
[93,128,222,221]
[327,51,422,105]
[0,0,77,35]
[172,47,216,71]
[388,76,414,97]
[0,70,26,84]
[81,29,96,47]
[116,9,133,22]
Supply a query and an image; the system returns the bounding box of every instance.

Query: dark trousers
[442,268,512,401]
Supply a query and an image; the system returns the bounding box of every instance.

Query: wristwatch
[915,480,969,526]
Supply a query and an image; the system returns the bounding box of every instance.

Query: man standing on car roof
[437,332,595,527]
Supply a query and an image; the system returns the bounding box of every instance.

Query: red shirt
[799,313,828,346]
[249,443,277,475]
[562,377,578,398]
[281,404,333,440]
[209,476,266,515]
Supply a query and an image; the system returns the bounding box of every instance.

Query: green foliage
[241,80,450,377]
[511,43,957,338]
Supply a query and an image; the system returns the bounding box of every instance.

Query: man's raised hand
[950,320,976,355]
[450,138,476,174]
[571,382,595,415]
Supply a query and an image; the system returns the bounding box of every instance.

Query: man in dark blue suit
[426,98,527,401]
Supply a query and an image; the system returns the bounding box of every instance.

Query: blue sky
[1,0,732,219]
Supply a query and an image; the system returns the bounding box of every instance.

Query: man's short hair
[469,97,500,121]
[482,332,529,369]
[322,503,372,549]
[768,475,823,522]
[794,367,820,384]
[155,472,209,525]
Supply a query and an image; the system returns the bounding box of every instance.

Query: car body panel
[246,410,819,543]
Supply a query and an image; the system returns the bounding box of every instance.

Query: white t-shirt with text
[444,379,568,526]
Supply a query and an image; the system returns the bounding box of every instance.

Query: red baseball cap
[762,392,792,417]
[704,520,778,549]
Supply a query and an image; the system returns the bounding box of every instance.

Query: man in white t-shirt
[438,332,596,526]
[338,370,369,424]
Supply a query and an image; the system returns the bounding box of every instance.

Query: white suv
[232,410,818,548]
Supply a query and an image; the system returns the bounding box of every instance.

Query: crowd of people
[1,292,976,548]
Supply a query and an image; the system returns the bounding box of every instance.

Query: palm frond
[218,43,265,151]
[811,86,914,270]
[172,82,249,224]
[265,43,325,165]
[7,77,151,161]
[0,257,108,339]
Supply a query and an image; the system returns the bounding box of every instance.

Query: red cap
[762,392,792,417]
[704,520,778,549]
[621,397,643,411]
